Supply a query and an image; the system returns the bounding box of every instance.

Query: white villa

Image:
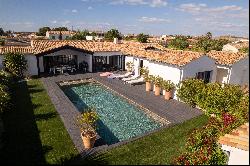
[46,31,76,40]
[0,39,248,99]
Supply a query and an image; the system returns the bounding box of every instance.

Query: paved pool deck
[40,72,203,157]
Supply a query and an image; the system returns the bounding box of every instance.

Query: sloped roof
[207,50,247,65]
[46,31,76,35]
[218,123,249,151]
[0,40,248,66]
[0,46,33,54]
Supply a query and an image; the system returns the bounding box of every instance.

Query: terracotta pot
[154,86,161,96]
[81,132,96,149]
[146,82,151,91]
[164,91,172,100]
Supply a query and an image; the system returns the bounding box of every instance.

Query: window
[51,36,55,39]
[140,60,143,68]
[196,71,212,83]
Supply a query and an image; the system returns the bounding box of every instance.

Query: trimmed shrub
[0,70,14,87]
[0,84,11,113]
[197,83,244,117]
[177,78,205,107]
[3,52,27,79]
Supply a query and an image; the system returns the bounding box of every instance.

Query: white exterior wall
[25,55,38,76]
[222,44,238,53]
[125,56,134,71]
[0,55,3,70]
[182,55,217,82]
[43,49,93,72]
[221,145,249,165]
[228,56,249,86]
[46,32,71,40]
[39,56,44,72]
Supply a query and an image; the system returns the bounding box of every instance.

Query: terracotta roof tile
[0,40,248,66]
[46,31,76,35]
[207,50,247,65]
[0,46,33,54]
[218,123,249,151]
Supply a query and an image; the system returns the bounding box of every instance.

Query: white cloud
[110,0,167,7]
[150,0,167,7]
[88,6,93,10]
[138,16,170,23]
[50,20,57,24]
[10,22,34,28]
[72,9,78,13]
[178,3,243,14]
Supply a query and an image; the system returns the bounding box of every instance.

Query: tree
[206,32,212,40]
[167,36,189,50]
[136,33,149,43]
[0,38,5,46]
[36,27,51,36]
[52,27,68,31]
[71,30,90,40]
[104,29,121,41]
[0,28,4,36]
[192,36,230,52]
[3,52,27,78]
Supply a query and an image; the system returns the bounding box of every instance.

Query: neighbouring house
[222,41,249,53]
[218,123,249,165]
[46,31,76,40]
[0,39,248,99]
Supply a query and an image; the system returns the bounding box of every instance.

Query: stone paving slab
[40,73,203,156]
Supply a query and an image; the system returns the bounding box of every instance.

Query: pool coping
[41,75,174,157]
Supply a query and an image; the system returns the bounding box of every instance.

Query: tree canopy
[167,36,189,50]
[192,36,230,53]
[52,27,68,31]
[70,30,91,40]
[104,29,122,41]
[136,33,149,43]
[0,28,4,36]
[36,27,51,36]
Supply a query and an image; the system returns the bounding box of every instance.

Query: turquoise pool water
[62,81,162,145]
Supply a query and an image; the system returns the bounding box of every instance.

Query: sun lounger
[114,72,132,79]
[107,74,121,79]
[122,75,139,81]
[126,77,145,85]
[100,72,113,77]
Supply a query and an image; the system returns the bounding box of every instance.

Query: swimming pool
[62,80,163,145]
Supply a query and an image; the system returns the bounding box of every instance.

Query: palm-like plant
[161,80,175,92]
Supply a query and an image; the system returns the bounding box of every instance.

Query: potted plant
[126,62,134,72]
[161,80,175,100]
[140,67,152,91]
[153,76,163,96]
[76,107,99,149]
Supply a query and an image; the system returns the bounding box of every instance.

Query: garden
[0,53,248,165]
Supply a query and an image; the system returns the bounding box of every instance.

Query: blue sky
[0,0,249,37]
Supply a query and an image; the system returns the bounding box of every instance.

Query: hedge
[175,78,249,165]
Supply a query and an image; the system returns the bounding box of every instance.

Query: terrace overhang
[35,44,94,57]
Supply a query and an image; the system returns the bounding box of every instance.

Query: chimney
[31,39,34,47]
[114,37,119,44]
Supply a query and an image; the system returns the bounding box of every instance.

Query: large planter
[154,85,161,96]
[81,132,96,149]
[164,90,172,100]
[146,82,151,91]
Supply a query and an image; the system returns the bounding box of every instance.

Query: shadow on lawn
[58,151,109,165]
[0,81,50,164]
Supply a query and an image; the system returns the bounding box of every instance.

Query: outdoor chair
[126,77,145,85]
[122,75,139,82]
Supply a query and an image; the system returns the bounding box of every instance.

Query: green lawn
[0,79,208,165]
[0,79,78,164]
